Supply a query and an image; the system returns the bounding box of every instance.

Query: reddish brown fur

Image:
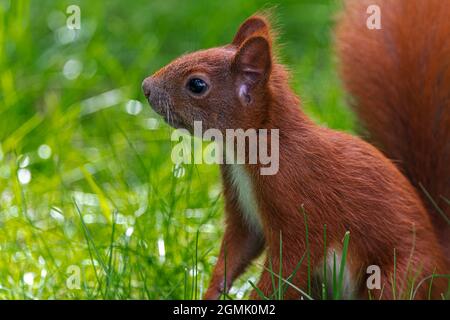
[142,3,449,300]
[336,0,450,255]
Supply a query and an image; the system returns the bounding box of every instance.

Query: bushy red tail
[336,0,450,254]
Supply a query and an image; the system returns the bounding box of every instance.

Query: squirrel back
[336,0,450,255]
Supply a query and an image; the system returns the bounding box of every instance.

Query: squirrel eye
[187,78,208,95]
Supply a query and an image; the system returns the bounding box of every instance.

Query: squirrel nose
[142,77,153,99]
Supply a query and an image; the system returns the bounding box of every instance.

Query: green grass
[0,0,357,299]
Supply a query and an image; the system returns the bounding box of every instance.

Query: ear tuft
[233,36,272,106]
[234,36,272,81]
[232,16,271,47]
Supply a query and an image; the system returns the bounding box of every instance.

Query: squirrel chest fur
[227,164,264,235]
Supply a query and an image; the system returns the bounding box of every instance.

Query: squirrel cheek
[238,84,252,105]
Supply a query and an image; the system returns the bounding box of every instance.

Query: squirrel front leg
[204,199,265,300]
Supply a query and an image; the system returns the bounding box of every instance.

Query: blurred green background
[0,0,354,299]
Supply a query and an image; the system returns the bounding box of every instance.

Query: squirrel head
[142,15,276,132]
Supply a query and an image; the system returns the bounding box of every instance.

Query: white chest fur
[228,165,264,234]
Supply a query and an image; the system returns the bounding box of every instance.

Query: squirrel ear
[232,16,270,47]
[233,36,272,106]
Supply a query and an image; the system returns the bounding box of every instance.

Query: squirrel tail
[336,0,450,253]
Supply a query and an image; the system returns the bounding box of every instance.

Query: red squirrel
[142,0,449,299]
